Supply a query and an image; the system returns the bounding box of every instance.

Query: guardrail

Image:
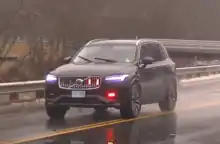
[88,38,220,54]
[177,65,220,76]
[0,65,220,105]
[146,38,220,54]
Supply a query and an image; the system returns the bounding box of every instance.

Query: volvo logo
[75,78,84,85]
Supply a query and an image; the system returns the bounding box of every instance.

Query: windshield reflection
[72,44,137,64]
[26,112,177,144]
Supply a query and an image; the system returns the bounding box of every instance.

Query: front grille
[58,76,101,90]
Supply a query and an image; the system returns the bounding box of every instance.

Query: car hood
[50,63,136,77]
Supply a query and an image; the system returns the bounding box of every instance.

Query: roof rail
[85,39,109,46]
[136,38,159,45]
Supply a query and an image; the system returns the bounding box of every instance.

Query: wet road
[1,78,220,144]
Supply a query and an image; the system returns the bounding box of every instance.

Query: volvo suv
[45,39,177,119]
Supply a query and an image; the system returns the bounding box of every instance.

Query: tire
[159,82,177,112]
[120,82,141,118]
[45,104,68,120]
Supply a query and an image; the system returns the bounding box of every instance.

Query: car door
[139,43,164,104]
[150,43,169,101]
[157,43,176,100]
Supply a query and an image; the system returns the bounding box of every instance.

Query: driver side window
[140,43,163,62]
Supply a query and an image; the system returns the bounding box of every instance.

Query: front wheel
[120,83,141,118]
[159,83,177,112]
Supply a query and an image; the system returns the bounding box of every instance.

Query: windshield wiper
[94,57,118,63]
[78,55,93,63]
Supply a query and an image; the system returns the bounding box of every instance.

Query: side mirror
[63,56,72,64]
[141,56,154,67]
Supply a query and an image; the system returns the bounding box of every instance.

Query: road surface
[0,77,220,144]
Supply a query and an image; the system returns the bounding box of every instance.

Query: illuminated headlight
[105,74,129,82]
[46,74,57,82]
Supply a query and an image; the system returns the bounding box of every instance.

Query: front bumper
[45,81,131,109]
[46,95,121,108]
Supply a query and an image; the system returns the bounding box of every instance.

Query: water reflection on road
[27,112,177,144]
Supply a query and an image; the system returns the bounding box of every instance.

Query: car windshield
[72,44,137,64]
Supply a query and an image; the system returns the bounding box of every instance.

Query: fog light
[105,90,117,99]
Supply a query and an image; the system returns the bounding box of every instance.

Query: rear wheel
[159,83,177,112]
[120,83,141,118]
[45,103,68,120]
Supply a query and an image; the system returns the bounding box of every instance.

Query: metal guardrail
[0,80,45,95]
[177,65,220,76]
[0,65,219,105]
[86,38,220,53]
[145,38,220,54]
[0,65,220,95]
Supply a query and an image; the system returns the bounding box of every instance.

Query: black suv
[45,39,177,119]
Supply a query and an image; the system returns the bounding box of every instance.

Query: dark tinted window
[140,43,163,62]
[73,44,137,64]
[157,43,168,60]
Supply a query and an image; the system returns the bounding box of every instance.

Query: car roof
[86,39,160,46]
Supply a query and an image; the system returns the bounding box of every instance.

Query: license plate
[71,91,85,98]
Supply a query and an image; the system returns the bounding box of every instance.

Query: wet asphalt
[1,78,220,144]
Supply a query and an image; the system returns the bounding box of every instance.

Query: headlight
[46,74,57,82]
[105,74,129,82]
